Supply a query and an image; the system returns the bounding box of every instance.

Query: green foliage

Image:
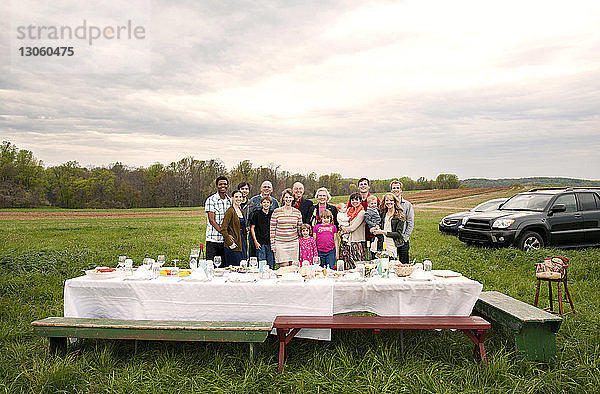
[1,209,599,392]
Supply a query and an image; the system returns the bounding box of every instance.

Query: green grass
[1,208,599,392]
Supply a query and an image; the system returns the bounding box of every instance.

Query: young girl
[298,223,318,264]
[313,210,338,269]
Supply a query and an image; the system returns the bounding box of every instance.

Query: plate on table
[85,267,122,280]
[227,273,257,283]
[278,273,304,283]
[432,270,462,278]
[407,271,434,281]
[336,272,363,282]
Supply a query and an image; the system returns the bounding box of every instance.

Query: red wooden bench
[273,315,491,372]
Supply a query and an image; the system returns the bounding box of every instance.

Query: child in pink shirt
[313,210,338,269]
[298,223,318,264]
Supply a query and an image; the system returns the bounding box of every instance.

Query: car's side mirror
[548,204,566,215]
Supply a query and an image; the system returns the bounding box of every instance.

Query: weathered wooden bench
[31,317,272,362]
[473,291,562,362]
[273,315,491,372]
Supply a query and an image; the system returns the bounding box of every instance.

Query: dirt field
[0,187,510,220]
[404,187,507,204]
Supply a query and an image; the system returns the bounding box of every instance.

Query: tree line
[0,141,462,208]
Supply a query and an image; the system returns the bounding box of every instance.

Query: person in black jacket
[309,187,339,228]
[292,182,315,224]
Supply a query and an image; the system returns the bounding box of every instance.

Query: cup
[423,260,432,271]
[336,260,345,271]
[312,256,321,266]
[249,257,258,269]
[259,260,266,273]
[190,258,198,271]
[240,259,248,269]
[356,263,365,278]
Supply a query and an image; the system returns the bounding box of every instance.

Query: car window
[501,194,552,211]
[473,200,503,212]
[553,194,577,212]
[577,193,598,211]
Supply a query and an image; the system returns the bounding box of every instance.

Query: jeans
[318,249,336,269]
[397,240,410,264]
[256,243,275,269]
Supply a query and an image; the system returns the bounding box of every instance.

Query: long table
[64,273,483,340]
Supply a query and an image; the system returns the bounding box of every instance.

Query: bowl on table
[394,264,417,277]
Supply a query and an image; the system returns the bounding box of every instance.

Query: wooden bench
[473,291,562,362]
[273,315,491,372]
[31,317,272,362]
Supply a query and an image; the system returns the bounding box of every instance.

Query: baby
[365,195,384,251]
[335,203,350,242]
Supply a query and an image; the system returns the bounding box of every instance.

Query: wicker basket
[394,264,417,277]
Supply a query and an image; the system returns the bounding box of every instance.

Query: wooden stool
[534,256,574,315]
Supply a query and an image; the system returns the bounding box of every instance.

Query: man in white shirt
[204,176,231,261]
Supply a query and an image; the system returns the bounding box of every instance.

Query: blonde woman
[372,193,406,259]
[270,188,302,266]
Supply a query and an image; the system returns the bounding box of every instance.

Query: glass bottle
[378,242,390,278]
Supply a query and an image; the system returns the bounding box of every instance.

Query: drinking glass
[258,260,266,273]
[190,248,200,271]
[157,255,166,267]
[125,258,133,274]
[240,259,248,269]
[171,259,179,276]
[118,255,126,269]
[249,257,258,270]
[423,260,432,271]
[214,256,222,269]
[206,260,214,279]
[312,256,321,266]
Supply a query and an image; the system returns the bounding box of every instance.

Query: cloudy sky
[2,0,599,180]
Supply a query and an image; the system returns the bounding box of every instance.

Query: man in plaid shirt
[204,176,232,261]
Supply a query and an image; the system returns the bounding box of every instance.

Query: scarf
[347,204,364,222]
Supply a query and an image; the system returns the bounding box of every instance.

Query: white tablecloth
[64,274,482,340]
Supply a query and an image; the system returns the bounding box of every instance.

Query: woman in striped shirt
[270,188,302,267]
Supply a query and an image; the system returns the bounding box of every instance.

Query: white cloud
[2,0,599,180]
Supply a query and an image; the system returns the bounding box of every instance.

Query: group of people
[203,176,414,269]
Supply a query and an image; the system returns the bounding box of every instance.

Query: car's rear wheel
[518,231,544,251]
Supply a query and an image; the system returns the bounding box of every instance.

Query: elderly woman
[339,192,366,268]
[309,187,339,227]
[270,188,303,266]
[372,193,406,259]
[220,189,248,267]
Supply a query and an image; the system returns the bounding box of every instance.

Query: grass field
[1,193,599,393]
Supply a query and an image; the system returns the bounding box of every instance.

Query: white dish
[337,273,362,282]
[432,270,462,278]
[279,273,304,282]
[85,269,122,280]
[227,273,256,283]
[407,271,434,281]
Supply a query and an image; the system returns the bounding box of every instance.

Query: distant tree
[435,174,461,189]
